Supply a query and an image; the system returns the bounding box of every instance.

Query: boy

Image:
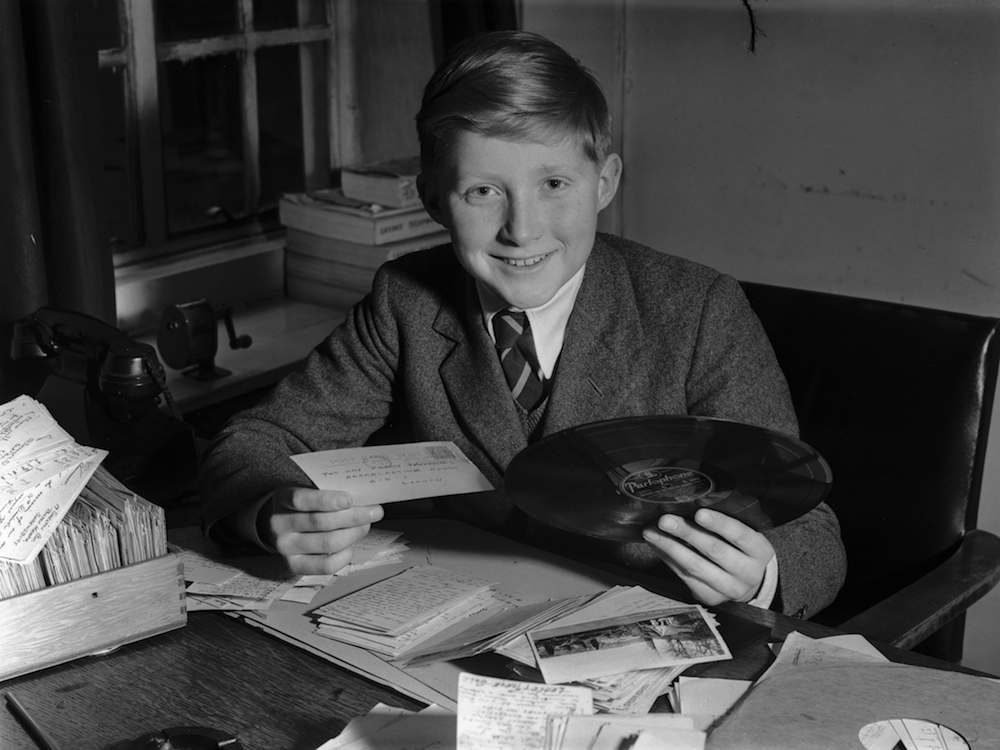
[200,31,846,619]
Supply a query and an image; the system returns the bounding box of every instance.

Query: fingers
[642,509,773,605]
[274,487,355,513]
[274,504,383,534]
[264,487,385,575]
[286,547,355,576]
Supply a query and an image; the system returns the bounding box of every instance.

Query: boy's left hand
[642,508,774,606]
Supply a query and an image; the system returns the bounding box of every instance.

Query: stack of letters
[0,395,166,599]
[310,561,729,717]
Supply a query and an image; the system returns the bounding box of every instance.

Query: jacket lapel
[543,237,645,436]
[434,280,528,476]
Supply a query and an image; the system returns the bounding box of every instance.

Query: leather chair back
[741,282,1000,627]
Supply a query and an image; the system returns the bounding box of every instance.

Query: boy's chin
[495,284,559,311]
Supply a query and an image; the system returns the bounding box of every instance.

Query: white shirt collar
[477,265,586,380]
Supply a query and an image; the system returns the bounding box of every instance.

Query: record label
[505,415,832,541]
[618,465,714,503]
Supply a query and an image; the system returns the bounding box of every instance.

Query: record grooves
[505,415,832,541]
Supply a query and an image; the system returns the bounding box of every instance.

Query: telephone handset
[10,307,196,502]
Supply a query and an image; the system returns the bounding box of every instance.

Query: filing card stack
[0,395,186,681]
[279,156,448,315]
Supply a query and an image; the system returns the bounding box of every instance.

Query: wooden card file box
[0,552,187,682]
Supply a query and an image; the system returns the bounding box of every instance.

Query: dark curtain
[0,0,115,402]
[429,0,519,64]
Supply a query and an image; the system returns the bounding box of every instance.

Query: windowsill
[115,234,288,335]
[138,298,343,415]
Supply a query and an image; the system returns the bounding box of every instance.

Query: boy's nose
[499,194,542,245]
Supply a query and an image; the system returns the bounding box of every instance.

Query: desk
[1,596,983,750]
[2,512,990,750]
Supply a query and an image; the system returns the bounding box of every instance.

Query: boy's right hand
[262,487,384,575]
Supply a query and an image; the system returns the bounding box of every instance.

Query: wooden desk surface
[0,611,422,750]
[1,596,979,750]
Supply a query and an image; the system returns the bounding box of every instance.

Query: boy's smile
[425,131,621,310]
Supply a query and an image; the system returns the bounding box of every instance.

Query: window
[97,0,351,264]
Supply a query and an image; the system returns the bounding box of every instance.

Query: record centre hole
[859,718,969,749]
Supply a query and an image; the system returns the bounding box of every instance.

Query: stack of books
[279,156,448,314]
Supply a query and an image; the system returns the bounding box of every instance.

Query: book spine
[284,228,448,269]
[279,199,442,245]
[341,172,421,209]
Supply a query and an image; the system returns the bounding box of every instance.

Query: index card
[456,672,592,750]
[290,441,492,505]
[0,424,107,564]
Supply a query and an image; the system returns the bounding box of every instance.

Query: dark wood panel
[0,613,422,750]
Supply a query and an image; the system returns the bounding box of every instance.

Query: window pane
[159,54,246,235]
[155,0,237,43]
[99,65,140,251]
[94,0,123,49]
[253,0,296,30]
[254,0,327,29]
[257,44,306,207]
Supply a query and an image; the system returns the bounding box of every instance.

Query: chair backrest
[741,281,1000,625]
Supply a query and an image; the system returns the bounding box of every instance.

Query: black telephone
[10,307,197,503]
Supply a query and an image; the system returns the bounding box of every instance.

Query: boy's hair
[416,30,613,177]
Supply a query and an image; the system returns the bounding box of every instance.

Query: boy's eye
[464,185,499,202]
[544,178,568,191]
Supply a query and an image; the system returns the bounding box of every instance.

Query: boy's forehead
[442,130,595,173]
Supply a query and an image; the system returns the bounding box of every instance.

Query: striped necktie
[492,309,545,411]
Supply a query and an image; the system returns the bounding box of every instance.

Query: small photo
[527,606,730,684]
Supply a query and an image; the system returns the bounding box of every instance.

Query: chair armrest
[837,529,1000,650]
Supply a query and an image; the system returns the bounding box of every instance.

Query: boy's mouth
[493,250,555,268]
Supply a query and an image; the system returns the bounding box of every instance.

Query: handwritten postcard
[0,396,106,564]
[456,672,593,750]
[290,441,493,505]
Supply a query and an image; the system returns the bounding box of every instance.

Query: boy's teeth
[504,254,546,267]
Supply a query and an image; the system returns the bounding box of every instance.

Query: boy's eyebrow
[455,161,584,182]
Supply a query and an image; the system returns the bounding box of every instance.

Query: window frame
[99,0,360,268]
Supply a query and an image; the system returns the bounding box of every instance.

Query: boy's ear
[417,172,447,226]
[597,153,623,211]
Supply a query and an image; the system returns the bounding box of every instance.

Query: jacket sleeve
[198,264,402,545]
[686,273,847,618]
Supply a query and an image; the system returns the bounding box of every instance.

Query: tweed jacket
[199,233,847,619]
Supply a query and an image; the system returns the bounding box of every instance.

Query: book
[340,155,422,209]
[279,190,443,246]
[285,227,449,270]
[285,274,368,313]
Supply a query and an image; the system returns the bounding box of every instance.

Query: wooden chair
[742,281,1000,662]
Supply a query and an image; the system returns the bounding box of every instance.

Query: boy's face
[423,131,621,310]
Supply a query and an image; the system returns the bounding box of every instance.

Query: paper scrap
[0,395,107,564]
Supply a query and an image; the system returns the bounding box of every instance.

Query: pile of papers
[495,585,728,714]
[180,528,409,612]
[317,673,709,750]
[308,561,729,716]
[311,565,516,660]
[314,634,913,750]
[0,395,165,599]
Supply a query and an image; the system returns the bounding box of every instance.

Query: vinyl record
[505,415,832,541]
